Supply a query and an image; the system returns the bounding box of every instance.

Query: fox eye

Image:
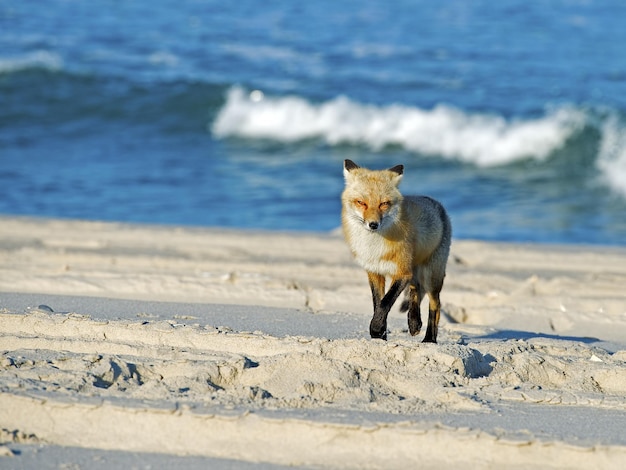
[355,200,367,208]
[379,201,391,210]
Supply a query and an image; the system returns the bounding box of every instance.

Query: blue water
[1,0,626,244]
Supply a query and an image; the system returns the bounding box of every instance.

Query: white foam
[212,87,586,167]
[598,114,626,198]
[0,50,63,74]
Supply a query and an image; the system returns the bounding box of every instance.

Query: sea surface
[1,0,625,245]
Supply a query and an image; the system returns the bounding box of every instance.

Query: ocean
[1,0,625,245]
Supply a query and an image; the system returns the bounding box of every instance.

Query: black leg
[370,278,409,340]
[368,273,386,339]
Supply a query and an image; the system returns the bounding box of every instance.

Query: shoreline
[4,213,626,249]
[2,216,626,468]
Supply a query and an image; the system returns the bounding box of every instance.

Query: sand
[1,216,626,469]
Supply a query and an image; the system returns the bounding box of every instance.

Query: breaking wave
[212,87,626,198]
[598,114,626,198]
[212,87,587,167]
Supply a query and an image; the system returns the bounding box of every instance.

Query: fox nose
[368,221,379,230]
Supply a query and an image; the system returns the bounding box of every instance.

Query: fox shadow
[472,329,600,345]
[458,330,603,379]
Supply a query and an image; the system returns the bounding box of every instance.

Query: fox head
[341,159,404,232]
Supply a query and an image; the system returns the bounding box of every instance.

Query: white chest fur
[347,227,398,276]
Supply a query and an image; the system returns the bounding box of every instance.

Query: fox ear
[388,164,403,186]
[343,159,360,182]
[344,159,360,172]
[388,164,403,175]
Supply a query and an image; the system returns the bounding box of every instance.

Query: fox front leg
[368,272,409,340]
[367,272,386,338]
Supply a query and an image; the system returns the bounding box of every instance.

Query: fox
[341,159,452,343]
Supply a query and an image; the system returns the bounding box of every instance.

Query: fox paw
[422,335,437,344]
[369,326,388,341]
[408,319,422,336]
[371,331,388,341]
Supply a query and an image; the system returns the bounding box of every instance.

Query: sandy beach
[1,216,626,469]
